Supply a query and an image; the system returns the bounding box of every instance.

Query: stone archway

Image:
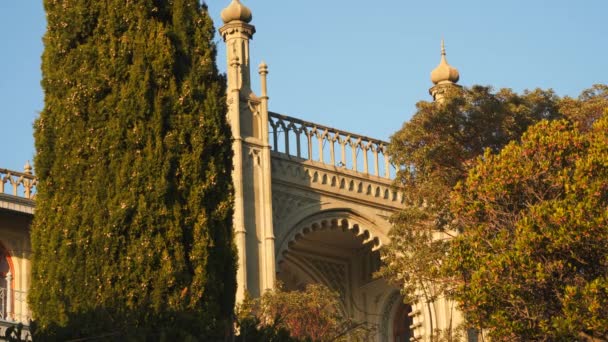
[276,210,410,341]
[275,209,386,266]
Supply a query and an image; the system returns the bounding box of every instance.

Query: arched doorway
[276,214,412,341]
[392,302,413,342]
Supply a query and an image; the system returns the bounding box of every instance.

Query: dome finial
[24,160,32,174]
[221,0,253,24]
[431,39,459,85]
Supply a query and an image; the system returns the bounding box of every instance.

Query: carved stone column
[219,0,275,302]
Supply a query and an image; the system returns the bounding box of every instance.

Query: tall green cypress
[30,0,235,339]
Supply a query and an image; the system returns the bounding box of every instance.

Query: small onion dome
[431,40,460,85]
[259,61,268,74]
[221,0,253,24]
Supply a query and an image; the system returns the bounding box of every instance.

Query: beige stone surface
[220,1,466,340]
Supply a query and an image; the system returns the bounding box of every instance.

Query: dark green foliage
[30,0,235,339]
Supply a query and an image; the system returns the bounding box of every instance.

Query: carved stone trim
[307,257,348,297]
[271,190,318,228]
[271,155,403,210]
[280,251,351,314]
[219,22,256,40]
[247,147,261,167]
[276,214,383,267]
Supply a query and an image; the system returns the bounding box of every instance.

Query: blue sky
[0,0,606,172]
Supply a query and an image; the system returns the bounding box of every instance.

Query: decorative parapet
[0,167,36,200]
[269,112,396,179]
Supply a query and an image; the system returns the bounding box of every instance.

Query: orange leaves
[238,284,370,341]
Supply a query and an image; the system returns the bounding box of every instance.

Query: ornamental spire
[429,40,461,102]
[221,0,253,24]
[431,39,460,85]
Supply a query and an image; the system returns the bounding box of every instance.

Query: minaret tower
[429,40,461,102]
[219,0,276,303]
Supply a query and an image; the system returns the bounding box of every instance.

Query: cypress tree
[30,0,235,339]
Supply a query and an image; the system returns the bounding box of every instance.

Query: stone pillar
[257,62,276,292]
[219,0,276,302]
[6,271,11,321]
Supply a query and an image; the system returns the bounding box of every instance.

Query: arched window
[0,244,13,321]
[393,302,413,342]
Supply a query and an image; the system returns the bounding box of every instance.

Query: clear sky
[1,0,606,172]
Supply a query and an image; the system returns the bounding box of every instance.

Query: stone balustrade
[0,287,5,321]
[269,112,395,179]
[0,284,30,324]
[0,115,396,201]
[0,165,36,200]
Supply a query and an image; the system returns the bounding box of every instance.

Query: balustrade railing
[0,117,394,196]
[0,165,36,200]
[269,112,395,179]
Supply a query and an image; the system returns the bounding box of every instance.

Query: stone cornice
[0,194,35,215]
[219,22,256,40]
[271,154,404,211]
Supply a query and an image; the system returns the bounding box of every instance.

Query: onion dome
[221,0,253,24]
[431,40,460,85]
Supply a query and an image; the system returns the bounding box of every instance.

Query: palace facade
[0,1,468,341]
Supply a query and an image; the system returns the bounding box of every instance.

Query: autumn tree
[446,113,608,340]
[379,86,561,308]
[237,284,372,342]
[30,0,235,339]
